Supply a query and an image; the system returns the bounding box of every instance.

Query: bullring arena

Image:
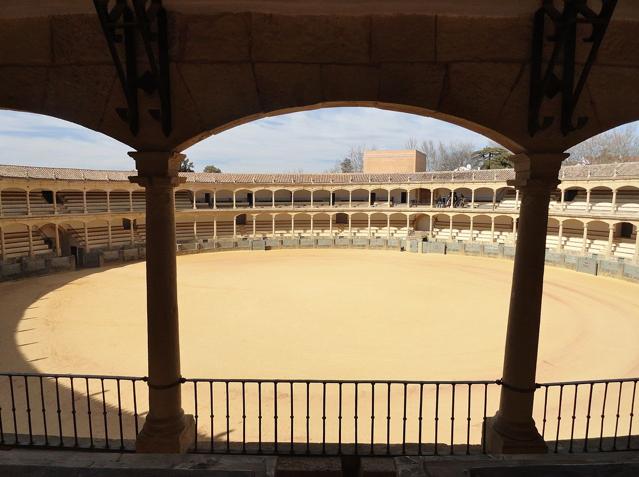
[1,157,638,456]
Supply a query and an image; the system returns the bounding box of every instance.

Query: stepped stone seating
[1,190,28,216]
[2,228,52,259]
[132,191,145,212]
[616,190,639,214]
[28,191,54,215]
[175,191,193,210]
[85,191,108,213]
[58,191,85,214]
[613,239,636,259]
[79,225,134,249]
[109,191,131,212]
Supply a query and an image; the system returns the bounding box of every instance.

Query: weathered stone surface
[282,238,300,248]
[122,248,139,261]
[22,258,46,272]
[265,238,281,248]
[180,242,198,251]
[181,13,251,62]
[597,259,623,277]
[437,16,530,62]
[379,63,445,109]
[545,251,564,264]
[577,256,598,275]
[321,64,379,103]
[236,240,251,249]
[483,244,502,257]
[407,239,419,252]
[424,241,445,254]
[370,237,387,248]
[352,237,369,247]
[371,15,436,62]
[503,246,516,258]
[180,63,261,133]
[51,14,111,65]
[48,256,75,270]
[0,18,51,65]
[335,237,351,247]
[0,66,48,113]
[218,240,236,249]
[251,14,370,63]
[101,250,120,262]
[0,262,21,279]
[440,62,524,134]
[254,63,322,111]
[622,263,639,282]
[251,239,266,250]
[300,237,315,247]
[564,254,579,270]
[45,65,116,130]
[464,242,483,255]
[598,20,639,67]
[316,237,334,247]
[200,241,216,250]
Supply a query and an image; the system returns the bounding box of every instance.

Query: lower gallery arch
[370,188,389,207]
[561,219,586,254]
[274,189,292,208]
[616,186,639,214]
[311,213,331,236]
[254,189,273,208]
[413,213,430,233]
[451,214,471,241]
[350,212,369,237]
[472,215,493,242]
[433,187,452,208]
[585,220,611,256]
[546,218,561,250]
[494,215,516,244]
[389,213,408,238]
[369,213,388,237]
[252,213,273,237]
[293,190,311,207]
[313,189,330,206]
[273,213,292,236]
[351,189,369,207]
[472,187,496,210]
[612,222,638,260]
[293,213,312,236]
[431,213,451,241]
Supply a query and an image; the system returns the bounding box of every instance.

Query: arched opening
[0,189,28,216]
[293,213,312,236]
[389,212,408,238]
[215,190,234,209]
[110,189,133,212]
[312,213,331,236]
[313,190,330,207]
[274,213,292,236]
[413,213,430,232]
[561,219,586,254]
[494,215,516,244]
[389,188,407,207]
[432,187,452,208]
[332,189,350,207]
[370,188,389,207]
[86,190,108,213]
[451,214,471,241]
[615,186,639,214]
[495,187,516,210]
[546,218,561,250]
[350,212,369,237]
[561,186,588,213]
[351,189,369,207]
[254,189,273,208]
[589,186,614,214]
[472,187,496,210]
[412,187,432,206]
[273,189,292,208]
[234,189,253,208]
[585,220,610,256]
[55,189,84,214]
[431,213,451,241]
[292,189,311,207]
[453,187,472,208]
[612,222,638,260]
[29,188,55,215]
[253,213,273,237]
[473,215,493,242]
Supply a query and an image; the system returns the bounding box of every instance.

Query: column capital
[507,153,568,192]
[128,151,187,188]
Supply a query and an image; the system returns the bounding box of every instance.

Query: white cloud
[3,108,637,172]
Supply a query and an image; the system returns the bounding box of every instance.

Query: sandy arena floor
[1,249,638,448]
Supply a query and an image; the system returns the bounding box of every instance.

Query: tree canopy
[203,165,222,173]
[179,158,194,172]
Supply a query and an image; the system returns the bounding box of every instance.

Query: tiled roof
[0,162,638,185]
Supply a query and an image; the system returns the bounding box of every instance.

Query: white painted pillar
[213,191,217,209]
[585,189,591,212]
[515,190,520,210]
[582,223,588,254]
[557,221,564,251]
[607,223,615,257]
[611,189,617,213]
[54,224,61,256]
[387,191,390,208]
[329,215,333,236]
[634,226,639,263]
[449,216,454,240]
[292,191,295,209]
[406,215,410,236]
[429,190,434,208]
[368,190,372,206]
[291,215,295,237]
[491,217,495,243]
[252,192,256,209]
[272,191,275,208]
[349,190,352,208]
[429,215,433,239]
[83,190,87,214]
[130,220,135,245]
[129,191,133,212]
[28,226,33,256]
[193,221,198,241]
[108,222,112,248]
[192,191,196,210]
[310,191,314,208]
[492,189,497,210]
[107,191,111,212]
[348,214,352,237]
[471,189,475,210]
[26,190,31,215]
[485,152,566,454]
[512,217,517,242]
[367,215,371,237]
[310,215,314,236]
[233,217,237,238]
[252,215,256,237]
[232,191,236,209]
[53,190,57,215]
[560,188,565,210]
[469,216,474,241]
[272,215,275,236]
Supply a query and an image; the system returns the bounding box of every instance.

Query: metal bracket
[94,0,172,137]
[528,0,617,137]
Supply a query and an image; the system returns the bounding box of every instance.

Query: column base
[135,413,195,453]
[483,413,547,454]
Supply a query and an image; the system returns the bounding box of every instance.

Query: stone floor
[2,450,639,476]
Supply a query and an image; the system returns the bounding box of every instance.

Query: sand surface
[1,249,638,449]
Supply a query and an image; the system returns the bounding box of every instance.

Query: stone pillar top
[507,153,569,192]
[128,151,186,188]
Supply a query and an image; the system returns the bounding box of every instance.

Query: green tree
[340,157,354,173]
[179,158,194,172]
[472,146,513,170]
[203,165,221,173]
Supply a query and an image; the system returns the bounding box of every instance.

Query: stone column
[607,224,615,257]
[557,221,564,251]
[492,189,497,210]
[469,216,474,241]
[128,151,194,453]
[54,224,61,256]
[585,189,591,212]
[107,191,111,213]
[53,191,58,215]
[471,189,475,210]
[349,191,352,208]
[429,190,434,208]
[560,188,565,211]
[252,215,256,237]
[429,215,433,239]
[367,215,371,237]
[26,190,31,216]
[83,190,87,214]
[611,189,617,213]
[310,191,314,208]
[386,215,390,239]
[582,223,589,254]
[635,226,639,263]
[490,217,495,243]
[449,216,453,241]
[484,153,566,454]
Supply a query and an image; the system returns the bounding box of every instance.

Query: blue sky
[0,108,493,172]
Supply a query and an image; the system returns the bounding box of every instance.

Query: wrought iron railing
[1,372,637,455]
